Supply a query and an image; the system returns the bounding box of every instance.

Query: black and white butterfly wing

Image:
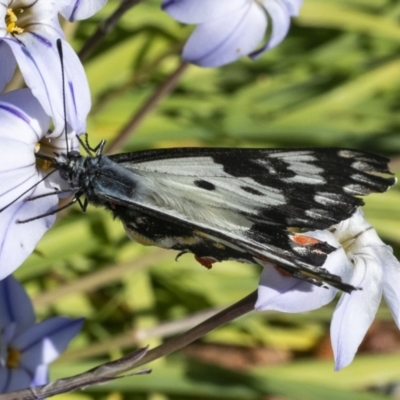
[82,147,394,291]
[108,147,394,230]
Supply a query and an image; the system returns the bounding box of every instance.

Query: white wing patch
[127,170,283,231]
[271,152,326,185]
[120,156,288,231]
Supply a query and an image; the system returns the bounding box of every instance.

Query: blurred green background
[17,0,400,399]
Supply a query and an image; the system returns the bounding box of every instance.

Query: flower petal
[16,0,61,27]
[182,2,266,67]
[0,276,35,335]
[14,317,84,369]
[256,263,337,312]
[0,168,58,279]
[3,36,91,136]
[331,250,383,370]
[31,364,49,386]
[162,0,246,24]
[250,0,292,58]
[331,208,375,247]
[1,368,32,393]
[377,245,400,328]
[0,41,16,93]
[282,0,304,16]
[0,3,7,32]
[0,139,37,206]
[59,0,107,21]
[0,89,76,278]
[0,367,10,393]
[0,89,50,144]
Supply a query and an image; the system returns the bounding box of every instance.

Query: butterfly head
[53,151,86,186]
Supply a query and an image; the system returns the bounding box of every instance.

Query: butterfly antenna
[0,168,59,213]
[56,39,69,154]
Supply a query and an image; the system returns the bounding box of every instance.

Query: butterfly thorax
[54,152,100,192]
[56,153,141,206]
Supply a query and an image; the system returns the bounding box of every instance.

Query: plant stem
[79,0,142,62]
[129,290,258,369]
[0,291,256,400]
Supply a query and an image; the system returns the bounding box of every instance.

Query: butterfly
[39,143,394,293]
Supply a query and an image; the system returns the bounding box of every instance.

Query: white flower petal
[4,37,90,136]
[14,317,84,367]
[27,14,65,38]
[0,89,75,277]
[182,2,266,67]
[16,0,60,25]
[0,176,58,279]
[282,0,304,16]
[256,263,337,312]
[332,209,372,246]
[250,0,291,58]
[376,245,400,328]
[331,251,383,371]
[0,2,7,32]
[0,139,37,207]
[0,276,35,336]
[0,89,50,143]
[0,41,16,92]
[162,0,246,24]
[59,0,108,22]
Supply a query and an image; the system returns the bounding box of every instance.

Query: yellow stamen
[42,160,52,170]
[6,8,24,34]
[6,347,20,368]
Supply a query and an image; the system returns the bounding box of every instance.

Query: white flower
[162,0,303,67]
[0,89,79,279]
[59,0,107,22]
[256,209,400,370]
[0,275,84,392]
[0,0,91,135]
[329,209,400,370]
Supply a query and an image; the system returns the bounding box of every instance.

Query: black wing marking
[109,148,395,231]
[93,186,355,292]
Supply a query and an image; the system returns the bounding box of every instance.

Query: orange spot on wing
[291,234,320,246]
[195,256,216,269]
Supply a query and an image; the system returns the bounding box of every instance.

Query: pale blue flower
[256,209,400,370]
[59,0,108,22]
[0,89,79,279]
[0,275,83,392]
[0,0,91,135]
[162,0,303,67]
